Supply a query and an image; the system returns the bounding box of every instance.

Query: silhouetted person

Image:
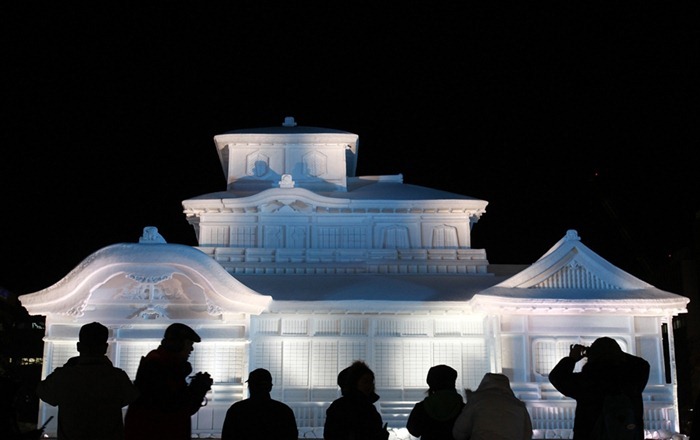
[221,368,298,439]
[35,321,139,440]
[549,337,650,440]
[124,323,213,440]
[1,368,44,440]
[452,372,532,440]
[324,360,389,440]
[406,364,464,440]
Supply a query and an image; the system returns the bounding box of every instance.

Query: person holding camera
[124,323,213,440]
[549,337,650,440]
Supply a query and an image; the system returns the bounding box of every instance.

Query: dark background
[2,3,698,295]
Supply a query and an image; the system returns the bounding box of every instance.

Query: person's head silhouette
[587,336,625,366]
[77,322,109,357]
[344,361,376,398]
[246,368,273,395]
[160,323,202,361]
[426,364,458,393]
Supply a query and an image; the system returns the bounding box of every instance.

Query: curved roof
[20,239,272,320]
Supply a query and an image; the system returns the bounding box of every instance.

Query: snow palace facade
[21,118,689,439]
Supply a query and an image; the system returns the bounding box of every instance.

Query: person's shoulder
[413,398,427,408]
[225,398,249,413]
[624,353,650,371]
[326,395,350,411]
[271,399,295,412]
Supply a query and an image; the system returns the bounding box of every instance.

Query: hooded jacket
[452,373,533,440]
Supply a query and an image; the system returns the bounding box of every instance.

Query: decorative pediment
[260,199,313,213]
[20,241,273,319]
[472,230,689,315]
[529,259,618,290]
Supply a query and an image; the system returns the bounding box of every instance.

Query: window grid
[402,320,429,336]
[343,227,366,249]
[315,319,340,336]
[382,226,409,248]
[317,227,338,249]
[253,340,283,384]
[375,320,401,336]
[190,343,244,384]
[375,342,403,387]
[116,342,155,379]
[232,226,256,247]
[461,341,489,390]
[434,320,463,336]
[50,343,78,371]
[338,340,367,370]
[281,319,308,335]
[534,340,557,375]
[341,319,368,336]
[403,341,431,387]
[462,319,485,335]
[433,341,463,384]
[255,319,280,335]
[311,341,339,387]
[208,226,230,246]
[534,338,622,376]
[283,341,310,387]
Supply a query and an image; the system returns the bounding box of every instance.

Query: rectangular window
[375,342,404,387]
[460,341,489,390]
[116,342,155,379]
[403,341,431,387]
[283,341,310,387]
[190,342,245,384]
[50,342,78,371]
[311,341,339,387]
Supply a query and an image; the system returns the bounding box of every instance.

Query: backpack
[591,392,640,440]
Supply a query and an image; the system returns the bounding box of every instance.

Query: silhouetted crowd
[4,322,698,440]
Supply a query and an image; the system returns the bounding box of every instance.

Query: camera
[570,344,588,357]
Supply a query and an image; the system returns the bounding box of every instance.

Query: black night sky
[2,3,698,296]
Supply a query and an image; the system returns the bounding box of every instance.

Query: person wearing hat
[324,360,389,440]
[124,323,213,440]
[452,372,532,440]
[406,364,464,440]
[220,368,298,439]
[36,321,140,440]
[549,336,650,440]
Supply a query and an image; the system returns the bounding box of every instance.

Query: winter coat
[406,389,464,440]
[549,352,649,440]
[36,355,139,440]
[124,347,209,440]
[452,373,533,440]
[323,389,389,440]
[221,393,298,440]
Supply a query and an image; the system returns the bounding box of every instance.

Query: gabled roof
[20,234,272,321]
[472,230,689,315]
